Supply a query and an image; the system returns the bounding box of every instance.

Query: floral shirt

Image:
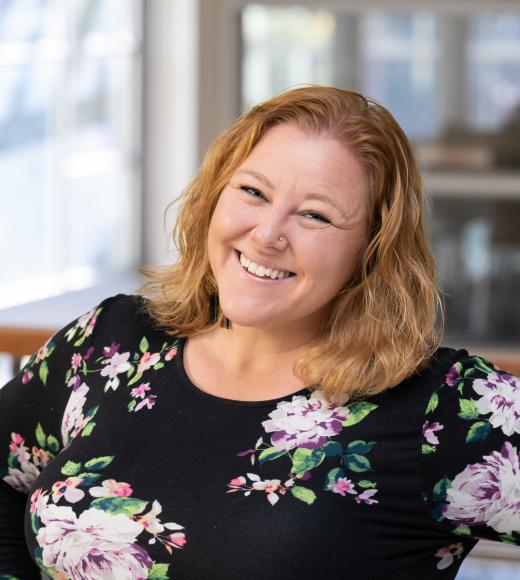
[0,294,519,579]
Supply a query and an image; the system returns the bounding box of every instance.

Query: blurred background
[0,0,519,576]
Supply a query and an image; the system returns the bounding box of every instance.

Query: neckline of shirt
[174,335,311,408]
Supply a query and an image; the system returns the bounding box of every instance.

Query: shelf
[423,171,520,199]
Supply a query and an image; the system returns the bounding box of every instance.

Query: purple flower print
[36,505,153,580]
[472,371,520,436]
[443,441,520,534]
[422,420,444,445]
[261,391,349,452]
[445,364,461,387]
[354,489,378,505]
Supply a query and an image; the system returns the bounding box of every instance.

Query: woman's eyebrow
[235,169,274,189]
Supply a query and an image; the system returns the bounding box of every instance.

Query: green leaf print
[291,485,317,505]
[85,456,114,470]
[322,441,343,457]
[148,563,170,580]
[453,525,471,536]
[258,446,286,464]
[139,336,150,353]
[81,422,96,436]
[39,360,49,385]
[343,453,372,473]
[433,476,452,502]
[128,399,137,412]
[128,372,143,386]
[0,574,23,579]
[291,447,326,477]
[77,472,103,486]
[346,440,375,454]
[47,434,60,453]
[498,532,519,545]
[358,480,377,489]
[153,362,165,371]
[84,405,99,421]
[91,496,149,517]
[425,392,439,414]
[325,467,345,487]
[421,444,436,454]
[342,402,378,427]
[474,356,494,374]
[458,398,479,420]
[35,423,46,448]
[466,421,492,443]
[61,460,82,476]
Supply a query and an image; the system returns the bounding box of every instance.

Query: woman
[1,86,519,579]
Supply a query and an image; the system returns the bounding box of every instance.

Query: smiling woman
[1,86,520,579]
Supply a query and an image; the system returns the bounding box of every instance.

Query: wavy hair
[141,85,444,404]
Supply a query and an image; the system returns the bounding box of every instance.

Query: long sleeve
[420,353,520,563]
[0,298,112,577]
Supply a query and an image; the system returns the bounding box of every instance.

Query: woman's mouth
[237,251,296,280]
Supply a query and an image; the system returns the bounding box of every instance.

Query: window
[0,0,142,308]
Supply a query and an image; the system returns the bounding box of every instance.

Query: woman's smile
[207,123,369,333]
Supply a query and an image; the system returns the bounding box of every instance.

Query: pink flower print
[89,479,133,498]
[137,352,161,374]
[354,489,379,505]
[329,477,357,496]
[134,395,157,412]
[165,347,178,361]
[30,488,49,516]
[31,446,50,468]
[248,474,283,505]
[71,353,82,373]
[229,476,247,487]
[169,532,187,548]
[9,432,25,454]
[422,420,444,445]
[131,383,151,399]
[22,369,34,384]
[435,543,464,570]
[84,314,97,338]
[52,477,85,504]
[35,341,50,363]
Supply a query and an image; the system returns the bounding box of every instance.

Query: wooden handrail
[0,326,56,358]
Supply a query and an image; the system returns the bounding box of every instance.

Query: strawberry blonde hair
[141,85,444,404]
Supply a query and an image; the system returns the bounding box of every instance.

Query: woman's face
[208,123,369,337]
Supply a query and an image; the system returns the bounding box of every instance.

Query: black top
[1,294,519,579]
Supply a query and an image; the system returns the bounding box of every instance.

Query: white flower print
[4,459,40,494]
[443,441,520,534]
[36,505,153,580]
[101,351,132,380]
[61,383,89,447]
[472,371,520,436]
[261,390,350,452]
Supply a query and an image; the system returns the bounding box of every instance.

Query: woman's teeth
[239,253,292,280]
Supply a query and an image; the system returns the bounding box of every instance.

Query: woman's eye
[303,211,331,224]
[240,186,264,199]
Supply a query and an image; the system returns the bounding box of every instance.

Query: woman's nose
[251,212,289,251]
